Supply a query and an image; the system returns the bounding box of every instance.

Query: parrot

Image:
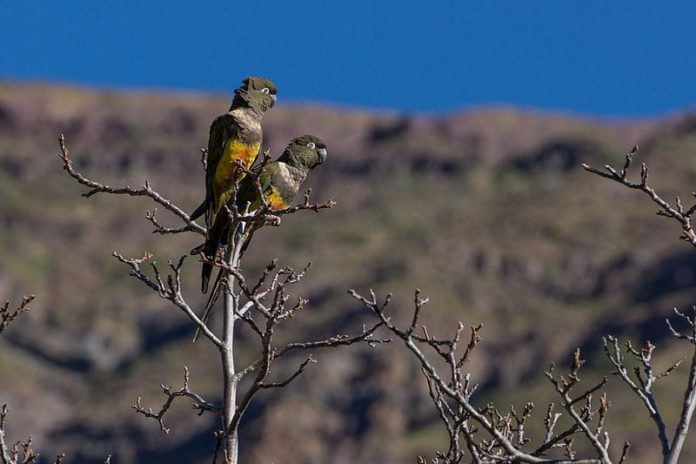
[190,77,277,292]
[193,135,328,341]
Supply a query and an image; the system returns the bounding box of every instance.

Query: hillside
[1,83,695,463]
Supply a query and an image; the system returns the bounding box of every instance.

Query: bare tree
[584,148,696,464]
[347,147,696,464]
[349,289,627,464]
[56,134,388,463]
[9,129,693,464]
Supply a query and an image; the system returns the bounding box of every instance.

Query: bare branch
[582,146,696,246]
[618,442,629,464]
[0,405,12,464]
[146,208,203,235]
[0,296,34,334]
[113,252,222,347]
[350,288,609,464]
[666,307,696,464]
[585,151,696,464]
[57,134,206,236]
[200,147,208,171]
[133,367,219,434]
[259,356,316,389]
[0,405,39,464]
[271,188,336,215]
[545,356,612,463]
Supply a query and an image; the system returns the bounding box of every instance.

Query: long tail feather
[190,200,207,221]
[193,221,246,342]
[200,207,226,293]
[190,243,205,256]
[201,262,213,293]
[193,261,226,342]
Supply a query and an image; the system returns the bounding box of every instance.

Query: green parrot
[191,77,277,292]
[235,134,328,237]
[193,135,328,341]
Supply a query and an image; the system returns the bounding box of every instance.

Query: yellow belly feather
[266,190,288,210]
[213,140,261,212]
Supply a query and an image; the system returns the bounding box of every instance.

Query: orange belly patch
[213,140,261,210]
[266,190,288,210]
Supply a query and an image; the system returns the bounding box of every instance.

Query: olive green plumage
[191,76,277,222]
[201,134,327,286]
[228,76,277,113]
[239,135,328,210]
[233,134,328,252]
[191,77,277,292]
[193,135,327,341]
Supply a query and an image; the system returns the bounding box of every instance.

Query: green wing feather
[198,115,237,291]
[235,162,278,211]
[190,114,233,220]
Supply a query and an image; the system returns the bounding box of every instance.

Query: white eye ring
[261,87,270,94]
[307,142,316,149]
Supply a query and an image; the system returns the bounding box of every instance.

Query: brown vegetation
[1,83,696,462]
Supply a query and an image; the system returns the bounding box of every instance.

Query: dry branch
[58,134,206,236]
[133,367,218,433]
[0,296,34,334]
[582,146,696,246]
[585,149,696,464]
[55,134,379,464]
[350,288,620,464]
[0,405,37,464]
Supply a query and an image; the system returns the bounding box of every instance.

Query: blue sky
[1,1,694,117]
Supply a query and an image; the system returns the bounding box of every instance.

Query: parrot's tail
[190,200,207,221]
[192,222,248,342]
[193,267,225,342]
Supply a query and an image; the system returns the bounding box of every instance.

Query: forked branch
[585,150,696,464]
[350,288,620,464]
[58,134,206,236]
[133,367,219,433]
[582,146,696,246]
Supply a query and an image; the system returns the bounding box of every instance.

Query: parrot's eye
[261,88,270,94]
[307,142,316,149]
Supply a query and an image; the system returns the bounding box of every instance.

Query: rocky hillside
[1,83,695,463]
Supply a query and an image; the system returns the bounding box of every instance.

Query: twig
[113,252,222,347]
[133,367,219,433]
[58,134,206,236]
[0,296,34,334]
[665,307,696,464]
[259,356,316,389]
[585,151,696,464]
[0,405,38,464]
[603,335,670,458]
[582,146,696,246]
[349,288,608,464]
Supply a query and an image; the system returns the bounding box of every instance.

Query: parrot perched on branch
[190,77,277,292]
[193,135,328,341]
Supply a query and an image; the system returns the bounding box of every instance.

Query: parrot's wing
[236,162,278,213]
[203,114,237,216]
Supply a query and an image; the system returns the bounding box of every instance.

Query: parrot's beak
[317,148,327,164]
[271,94,277,106]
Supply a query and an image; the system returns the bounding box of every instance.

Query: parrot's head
[282,135,328,170]
[231,77,277,112]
